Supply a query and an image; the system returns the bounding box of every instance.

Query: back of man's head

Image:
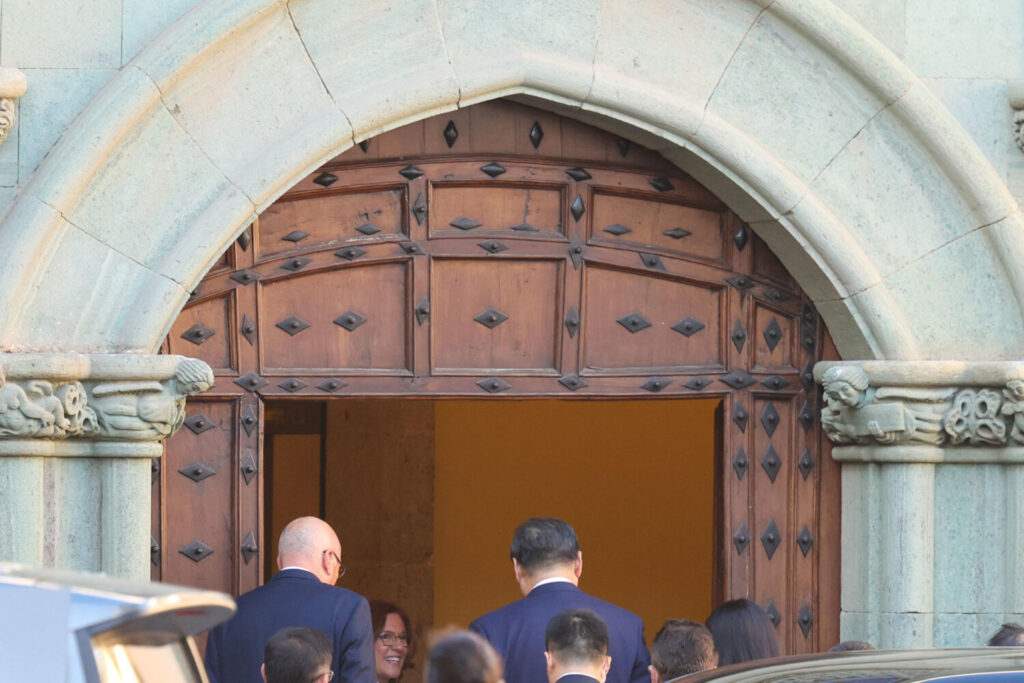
[545,608,610,681]
[277,516,343,584]
[262,627,332,683]
[989,623,1024,647]
[510,518,580,574]
[650,619,718,680]
[427,630,504,683]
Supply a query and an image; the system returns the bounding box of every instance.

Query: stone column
[0,353,212,581]
[816,361,1024,648]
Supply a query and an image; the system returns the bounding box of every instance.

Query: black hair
[544,609,609,667]
[509,518,580,573]
[705,599,780,666]
[263,626,332,683]
[427,630,503,683]
[989,623,1024,646]
[651,619,718,677]
[828,640,875,652]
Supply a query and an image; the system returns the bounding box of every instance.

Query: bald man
[205,517,375,683]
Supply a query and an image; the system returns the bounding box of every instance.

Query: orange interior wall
[266,433,322,573]
[433,399,718,641]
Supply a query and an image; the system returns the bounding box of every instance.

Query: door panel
[581,266,724,373]
[429,183,565,238]
[259,262,411,374]
[158,98,839,652]
[161,399,239,592]
[589,190,726,263]
[166,293,236,373]
[257,186,408,259]
[432,258,563,374]
[753,303,799,373]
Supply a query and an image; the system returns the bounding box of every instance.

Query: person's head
[988,623,1024,646]
[649,619,718,682]
[822,366,870,409]
[426,630,504,683]
[370,600,415,681]
[828,640,875,653]
[544,609,611,683]
[705,599,780,666]
[261,627,333,683]
[509,518,582,594]
[277,517,345,585]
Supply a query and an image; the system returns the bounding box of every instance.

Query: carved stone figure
[945,388,1006,445]
[821,366,872,443]
[0,365,96,438]
[1014,108,1024,153]
[820,366,950,445]
[90,358,214,440]
[1000,379,1024,444]
[0,97,16,145]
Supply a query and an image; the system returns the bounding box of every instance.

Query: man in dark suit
[205,517,375,683]
[470,518,650,683]
[545,609,611,683]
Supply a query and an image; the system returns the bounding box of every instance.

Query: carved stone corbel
[1011,81,1024,153]
[0,68,27,146]
[0,354,213,456]
[816,361,1024,462]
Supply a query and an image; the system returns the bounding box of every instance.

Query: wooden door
[157,100,840,652]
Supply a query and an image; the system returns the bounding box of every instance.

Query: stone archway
[1,0,1023,650]
[0,0,1020,359]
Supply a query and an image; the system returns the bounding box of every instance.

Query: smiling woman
[370,600,416,683]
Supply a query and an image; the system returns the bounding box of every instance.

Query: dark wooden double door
[156,100,839,652]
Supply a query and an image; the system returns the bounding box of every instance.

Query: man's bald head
[277,517,343,585]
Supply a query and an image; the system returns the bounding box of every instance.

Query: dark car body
[683,648,1024,682]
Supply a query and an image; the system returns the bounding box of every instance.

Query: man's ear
[260,663,267,683]
[321,550,333,580]
[544,651,555,674]
[573,551,583,579]
[649,664,661,683]
[599,655,611,682]
[513,558,524,582]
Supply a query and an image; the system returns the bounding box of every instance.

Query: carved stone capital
[0,353,213,457]
[815,361,1024,463]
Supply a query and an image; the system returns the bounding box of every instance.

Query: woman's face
[375,612,409,681]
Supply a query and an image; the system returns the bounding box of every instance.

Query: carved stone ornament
[0,354,213,457]
[1015,108,1024,153]
[0,68,26,146]
[1009,81,1024,153]
[815,361,1024,462]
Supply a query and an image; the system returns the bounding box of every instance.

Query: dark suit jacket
[470,582,651,683]
[204,568,375,683]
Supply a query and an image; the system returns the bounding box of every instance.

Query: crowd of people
[204,516,1024,683]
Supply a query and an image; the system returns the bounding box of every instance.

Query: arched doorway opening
[155,99,839,654]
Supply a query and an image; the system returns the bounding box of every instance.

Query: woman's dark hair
[705,599,781,666]
[369,599,416,674]
[427,630,503,683]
